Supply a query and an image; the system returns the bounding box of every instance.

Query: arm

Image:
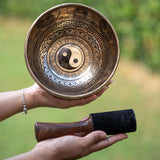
[2,80,124,160]
[0,80,112,121]
[0,90,25,121]
[7,131,127,160]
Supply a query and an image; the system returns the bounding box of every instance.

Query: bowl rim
[24,3,120,99]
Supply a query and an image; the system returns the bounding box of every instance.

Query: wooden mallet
[35,109,137,142]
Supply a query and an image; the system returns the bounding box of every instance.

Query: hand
[31,131,127,160]
[25,80,113,109]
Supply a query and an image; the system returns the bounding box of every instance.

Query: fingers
[67,79,114,107]
[82,131,107,146]
[106,79,113,86]
[95,80,113,97]
[36,131,127,160]
[33,79,113,109]
[95,86,108,97]
[77,94,98,105]
[60,95,97,108]
[81,131,127,155]
[79,131,107,156]
[89,133,128,153]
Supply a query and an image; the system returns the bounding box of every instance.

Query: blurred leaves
[0,0,160,71]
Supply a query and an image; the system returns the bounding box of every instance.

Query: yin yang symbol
[57,45,84,71]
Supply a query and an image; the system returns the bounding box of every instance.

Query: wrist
[33,142,59,160]
[23,86,38,110]
[28,149,45,160]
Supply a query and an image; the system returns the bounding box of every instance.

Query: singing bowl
[25,3,120,99]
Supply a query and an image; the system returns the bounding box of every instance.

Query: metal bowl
[24,3,119,99]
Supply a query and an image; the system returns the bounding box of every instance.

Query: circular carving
[25,3,119,99]
[56,44,84,71]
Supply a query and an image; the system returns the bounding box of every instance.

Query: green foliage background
[0,0,160,71]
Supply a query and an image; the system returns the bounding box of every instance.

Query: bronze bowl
[24,3,119,99]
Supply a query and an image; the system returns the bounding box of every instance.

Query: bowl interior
[25,3,119,99]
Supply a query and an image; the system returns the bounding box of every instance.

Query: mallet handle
[35,118,93,142]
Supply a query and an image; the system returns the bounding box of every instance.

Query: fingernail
[93,95,98,100]
[100,131,107,138]
[121,134,128,139]
[109,80,114,85]
[124,134,128,139]
[110,80,114,83]
[106,80,114,87]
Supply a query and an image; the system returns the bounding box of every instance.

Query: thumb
[82,131,107,146]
